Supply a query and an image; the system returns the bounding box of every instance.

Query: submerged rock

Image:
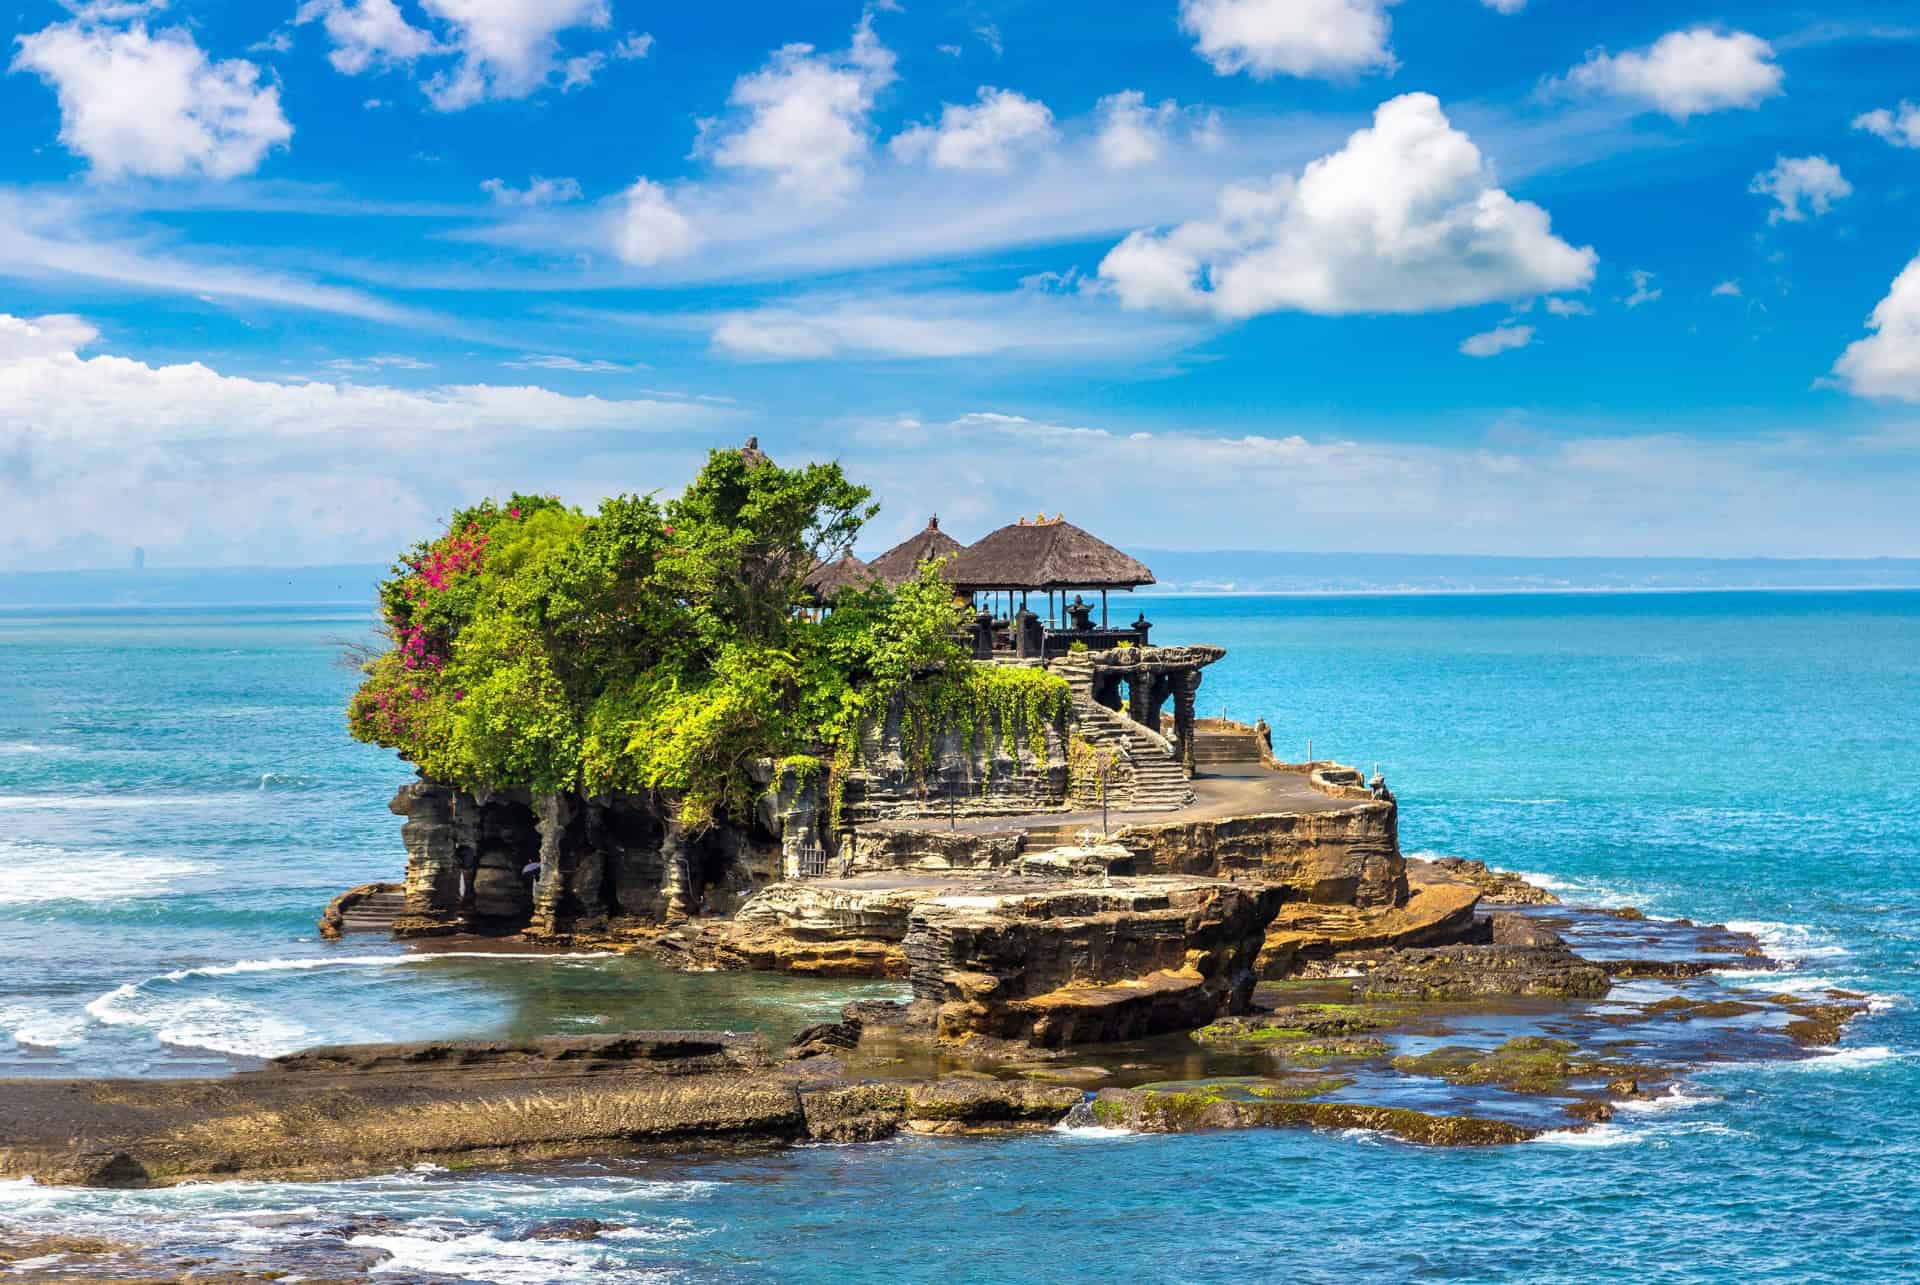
[1090,1086,1539,1146]
[1360,944,1611,1000]
[520,1218,624,1242]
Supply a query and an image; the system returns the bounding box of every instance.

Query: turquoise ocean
[1,590,1916,1281]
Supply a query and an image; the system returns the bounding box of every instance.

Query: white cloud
[1096,93,1595,319]
[293,0,436,76]
[701,13,896,200]
[322,353,432,372]
[1712,280,1742,298]
[0,311,729,567]
[1544,297,1593,317]
[1557,28,1783,121]
[613,32,654,61]
[1854,101,1920,149]
[1179,0,1397,81]
[840,411,1920,559]
[0,191,415,323]
[1749,155,1851,223]
[1624,269,1661,308]
[481,175,583,206]
[501,354,636,373]
[890,88,1056,172]
[611,178,701,266]
[699,287,1206,363]
[1482,0,1526,12]
[1831,254,1920,401]
[1094,91,1219,171]
[1459,323,1534,357]
[10,19,292,179]
[299,0,617,109]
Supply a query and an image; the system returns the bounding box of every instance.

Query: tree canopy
[348,443,1024,828]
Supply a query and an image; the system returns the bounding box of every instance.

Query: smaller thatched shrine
[868,515,964,586]
[801,552,878,604]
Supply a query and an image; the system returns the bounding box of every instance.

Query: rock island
[0,441,1868,1188]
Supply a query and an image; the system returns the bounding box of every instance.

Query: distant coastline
[3,554,1920,608]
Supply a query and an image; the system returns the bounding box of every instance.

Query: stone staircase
[338,887,408,934]
[1191,727,1265,767]
[1053,660,1194,813]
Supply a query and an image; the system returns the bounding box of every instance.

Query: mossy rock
[1091,1088,1538,1146]
[1391,1037,1607,1094]
[1246,1076,1352,1101]
[1275,1037,1390,1065]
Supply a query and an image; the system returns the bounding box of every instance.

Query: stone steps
[1191,730,1263,765]
[1054,661,1193,812]
[339,891,407,933]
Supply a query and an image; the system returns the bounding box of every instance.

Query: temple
[331,475,1482,1054]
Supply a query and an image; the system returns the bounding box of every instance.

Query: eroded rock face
[1423,857,1559,906]
[1116,805,1406,908]
[1359,944,1611,1000]
[905,879,1287,1047]
[386,782,782,940]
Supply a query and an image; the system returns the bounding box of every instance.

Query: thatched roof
[868,515,964,586]
[942,518,1155,592]
[802,552,878,601]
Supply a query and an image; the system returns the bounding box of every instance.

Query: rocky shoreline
[0,869,1871,1192]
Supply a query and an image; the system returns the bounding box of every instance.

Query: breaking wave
[81,952,619,1059]
[0,841,203,905]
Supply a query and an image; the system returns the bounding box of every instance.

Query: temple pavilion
[861,513,1159,660]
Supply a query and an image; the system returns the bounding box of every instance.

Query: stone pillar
[1014,607,1042,659]
[530,792,575,935]
[1174,672,1201,779]
[1127,672,1152,726]
[660,817,696,922]
[973,611,994,659]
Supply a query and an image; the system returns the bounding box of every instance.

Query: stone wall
[838,690,1070,824]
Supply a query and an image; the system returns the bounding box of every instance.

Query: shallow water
[2,591,1918,1281]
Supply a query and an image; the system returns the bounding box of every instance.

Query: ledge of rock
[1358,943,1611,1000]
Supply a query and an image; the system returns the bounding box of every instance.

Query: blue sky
[3,0,1919,569]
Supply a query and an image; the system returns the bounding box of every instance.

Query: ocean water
[1,590,1917,1281]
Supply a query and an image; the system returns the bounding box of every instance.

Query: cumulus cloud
[1712,280,1742,298]
[10,18,292,179]
[294,0,436,75]
[1544,297,1593,317]
[1749,155,1851,224]
[611,178,701,266]
[1482,0,1526,12]
[700,13,896,200]
[481,175,582,206]
[1831,255,1920,401]
[0,310,728,567]
[1093,91,1220,171]
[890,88,1055,172]
[1854,101,1920,149]
[1179,0,1397,81]
[1556,28,1783,121]
[297,0,619,110]
[1459,323,1534,357]
[1096,93,1595,319]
